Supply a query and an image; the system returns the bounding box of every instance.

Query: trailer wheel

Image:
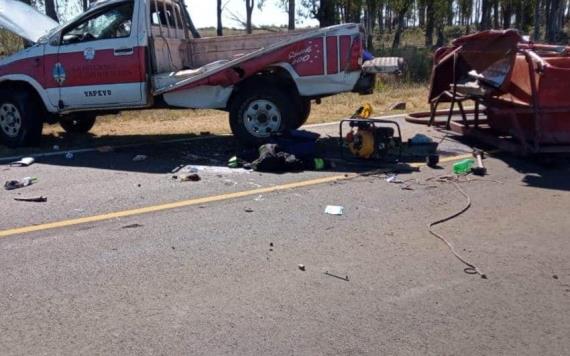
[0,89,43,148]
[289,97,311,129]
[60,114,97,134]
[230,86,294,145]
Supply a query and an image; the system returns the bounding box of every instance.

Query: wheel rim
[243,99,282,138]
[0,103,22,138]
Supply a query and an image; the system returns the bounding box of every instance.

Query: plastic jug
[453,159,475,175]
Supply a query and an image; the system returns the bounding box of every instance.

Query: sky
[185,0,318,29]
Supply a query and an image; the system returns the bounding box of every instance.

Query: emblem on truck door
[84,47,95,61]
[52,63,66,85]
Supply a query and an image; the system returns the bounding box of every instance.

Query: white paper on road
[325,205,344,216]
[0,0,58,43]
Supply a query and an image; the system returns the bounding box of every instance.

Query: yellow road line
[0,152,479,239]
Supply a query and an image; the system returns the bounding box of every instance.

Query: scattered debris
[409,134,434,145]
[386,174,399,183]
[14,196,47,203]
[65,152,74,160]
[52,145,60,151]
[427,176,487,279]
[453,159,475,175]
[244,208,254,213]
[4,177,37,190]
[10,157,34,167]
[324,271,350,281]
[389,101,406,111]
[427,154,440,168]
[97,146,114,153]
[122,223,143,229]
[325,205,344,216]
[553,275,559,280]
[472,149,487,176]
[132,155,148,162]
[269,242,274,247]
[254,194,264,201]
[183,165,250,175]
[180,173,201,182]
[298,264,306,271]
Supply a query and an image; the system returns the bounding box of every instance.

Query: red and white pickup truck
[0,0,401,147]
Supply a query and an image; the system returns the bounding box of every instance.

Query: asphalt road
[1,120,569,355]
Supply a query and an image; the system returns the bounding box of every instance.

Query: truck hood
[0,0,59,43]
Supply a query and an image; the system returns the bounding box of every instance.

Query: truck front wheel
[60,114,97,134]
[0,89,43,148]
[229,86,295,145]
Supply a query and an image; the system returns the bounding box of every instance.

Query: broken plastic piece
[325,205,344,215]
[10,157,34,167]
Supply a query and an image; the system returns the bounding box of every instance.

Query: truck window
[62,2,134,45]
[150,0,183,30]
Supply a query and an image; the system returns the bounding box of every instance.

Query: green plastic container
[453,159,475,175]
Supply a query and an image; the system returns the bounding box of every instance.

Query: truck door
[54,0,147,109]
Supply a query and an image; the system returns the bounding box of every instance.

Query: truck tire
[229,85,295,145]
[289,97,311,129]
[60,114,97,134]
[0,89,43,148]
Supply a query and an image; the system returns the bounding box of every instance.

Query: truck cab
[0,0,399,147]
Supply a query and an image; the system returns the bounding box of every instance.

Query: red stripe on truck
[327,36,339,74]
[339,35,351,70]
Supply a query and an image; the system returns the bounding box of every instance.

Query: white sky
[185,0,318,29]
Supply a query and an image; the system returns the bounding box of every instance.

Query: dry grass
[0,83,430,157]
[43,83,430,138]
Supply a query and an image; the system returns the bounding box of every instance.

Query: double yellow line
[0,153,475,239]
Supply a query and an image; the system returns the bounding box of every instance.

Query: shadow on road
[1,133,424,177]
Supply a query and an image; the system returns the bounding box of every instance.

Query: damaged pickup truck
[0,0,401,147]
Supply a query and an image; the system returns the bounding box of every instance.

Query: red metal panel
[327,36,338,74]
[56,47,146,88]
[339,35,351,70]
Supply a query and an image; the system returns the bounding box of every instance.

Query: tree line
[218,0,569,48]
[15,0,570,48]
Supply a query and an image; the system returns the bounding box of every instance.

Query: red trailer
[425,30,570,154]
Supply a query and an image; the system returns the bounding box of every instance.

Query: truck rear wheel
[229,85,295,145]
[0,89,43,148]
[60,114,97,134]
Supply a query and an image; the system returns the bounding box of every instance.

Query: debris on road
[472,150,487,176]
[409,134,434,145]
[97,146,114,153]
[298,264,306,271]
[65,152,74,160]
[324,271,350,281]
[14,196,47,203]
[386,174,400,183]
[10,157,35,167]
[325,205,344,216]
[244,208,254,213]
[427,154,440,168]
[453,159,475,175]
[4,177,37,190]
[132,155,148,162]
[180,173,201,182]
[122,223,143,229]
[52,145,60,151]
[183,165,250,175]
